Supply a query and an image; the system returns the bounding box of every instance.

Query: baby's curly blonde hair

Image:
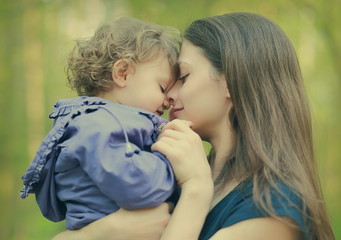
[67,17,180,96]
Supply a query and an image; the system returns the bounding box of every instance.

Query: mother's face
[167,40,231,140]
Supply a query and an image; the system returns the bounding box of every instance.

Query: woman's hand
[152,119,212,190]
[152,119,214,240]
[52,203,172,240]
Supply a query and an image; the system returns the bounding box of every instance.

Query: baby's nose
[162,97,170,110]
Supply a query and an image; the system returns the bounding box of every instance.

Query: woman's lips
[169,107,184,119]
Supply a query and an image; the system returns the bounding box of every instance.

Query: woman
[53,12,334,240]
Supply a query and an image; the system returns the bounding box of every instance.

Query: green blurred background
[0,0,340,239]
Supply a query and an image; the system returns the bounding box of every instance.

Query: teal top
[199,180,310,240]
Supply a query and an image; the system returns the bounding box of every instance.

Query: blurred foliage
[0,0,340,239]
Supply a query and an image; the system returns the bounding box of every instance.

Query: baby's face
[121,55,175,116]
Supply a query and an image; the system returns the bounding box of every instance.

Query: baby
[21,17,180,230]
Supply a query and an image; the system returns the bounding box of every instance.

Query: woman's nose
[166,94,174,107]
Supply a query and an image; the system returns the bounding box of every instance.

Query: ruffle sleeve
[20,97,105,221]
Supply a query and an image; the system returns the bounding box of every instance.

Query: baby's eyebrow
[159,76,171,85]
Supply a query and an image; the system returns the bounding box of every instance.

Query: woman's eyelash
[178,74,189,81]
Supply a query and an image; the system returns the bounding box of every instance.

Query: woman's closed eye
[178,74,189,82]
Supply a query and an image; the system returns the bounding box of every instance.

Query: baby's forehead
[158,56,178,75]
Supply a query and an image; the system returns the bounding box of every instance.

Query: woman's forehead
[178,41,196,59]
[178,42,210,67]
[177,60,189,67]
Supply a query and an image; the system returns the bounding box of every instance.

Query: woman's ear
[112,59,133,88]
[225,86,231,99]
[218,74,231,99]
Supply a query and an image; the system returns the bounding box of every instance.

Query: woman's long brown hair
[184,12,334,240]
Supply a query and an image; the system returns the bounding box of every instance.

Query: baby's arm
[65,113,175,209]
[79,141,175,209]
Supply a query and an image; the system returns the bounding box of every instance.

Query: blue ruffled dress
[21,96,176,229]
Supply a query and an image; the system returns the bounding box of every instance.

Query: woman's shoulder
[227,180,305,226]
[199,179,308,240]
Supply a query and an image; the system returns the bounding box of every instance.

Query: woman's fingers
[153,120,204,163]
[153,119,212,188]
[162,119,193,134]
[158,120,202,147]
[158,128,185,141]
[151,136,179,156]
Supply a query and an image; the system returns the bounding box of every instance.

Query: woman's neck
[209,121,234,181]
[207,119,239,209]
